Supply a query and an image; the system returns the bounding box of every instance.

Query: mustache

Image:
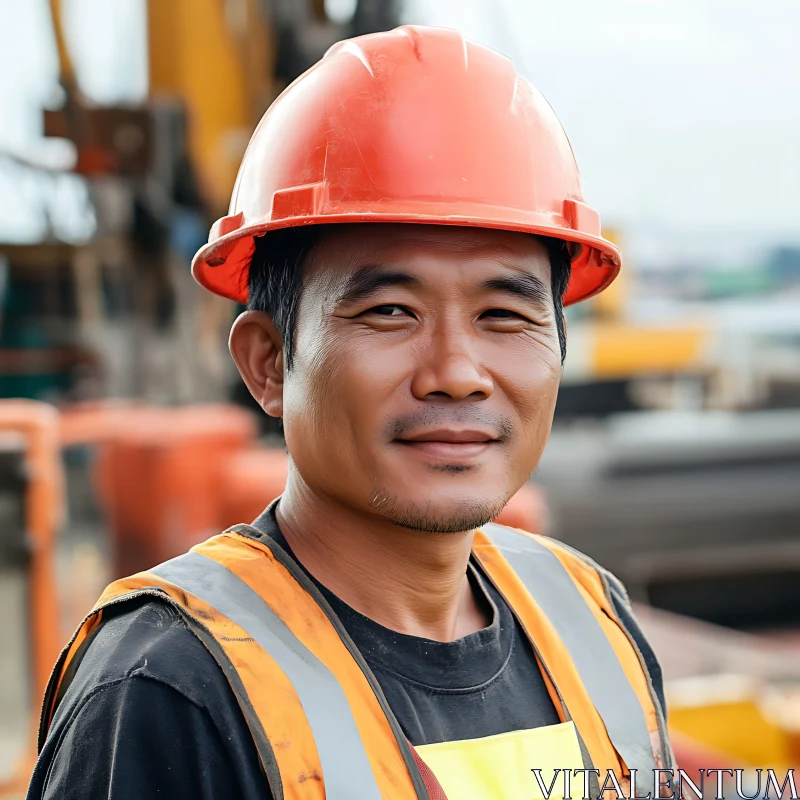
[384,407,514,441]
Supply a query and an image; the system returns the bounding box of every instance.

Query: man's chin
[372,494,507,534]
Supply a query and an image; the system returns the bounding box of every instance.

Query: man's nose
[409,333,494,402]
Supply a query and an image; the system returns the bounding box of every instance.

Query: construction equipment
[94,405,257,574]
[559,229,800,416]
[0,401,260,796]
[537,409,800,628]
[44,0,153,178]
[636,604,800,776]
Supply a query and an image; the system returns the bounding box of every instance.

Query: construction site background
[1,1,799,795]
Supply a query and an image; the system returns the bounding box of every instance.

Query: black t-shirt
[28,506,664,799]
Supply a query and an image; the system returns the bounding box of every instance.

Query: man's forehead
[304,223,551,283]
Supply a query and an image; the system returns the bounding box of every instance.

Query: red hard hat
[193,25,621,306]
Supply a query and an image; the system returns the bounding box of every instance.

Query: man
[29,25,674,800]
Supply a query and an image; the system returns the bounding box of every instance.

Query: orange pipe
[0,400,63,796]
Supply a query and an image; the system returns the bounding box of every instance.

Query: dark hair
[247,226,571,370]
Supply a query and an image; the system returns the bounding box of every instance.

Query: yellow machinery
[561,228,712,412]
[668,676,800,771]
[577,228,709,381]
[147,0,276,213]
[637,606,800,779]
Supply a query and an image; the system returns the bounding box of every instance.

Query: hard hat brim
[192,211,621,308]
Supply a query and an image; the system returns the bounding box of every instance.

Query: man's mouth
[394,429,499,460]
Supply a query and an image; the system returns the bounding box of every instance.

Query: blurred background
[1,0,799,794]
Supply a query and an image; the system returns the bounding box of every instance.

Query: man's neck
[274,478,490,642]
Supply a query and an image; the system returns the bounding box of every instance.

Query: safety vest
[39,522,673,799]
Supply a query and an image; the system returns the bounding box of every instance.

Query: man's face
[282,223,562,533]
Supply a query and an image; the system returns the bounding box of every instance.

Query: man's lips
[398,429,497,443]
[394,429,499,460]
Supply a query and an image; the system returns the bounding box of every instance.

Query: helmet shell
[193,25,620,305]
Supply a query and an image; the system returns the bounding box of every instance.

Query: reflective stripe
[151,551,382,800]
[483,523,657,775]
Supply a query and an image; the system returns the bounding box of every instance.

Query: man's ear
[229,310,285,418]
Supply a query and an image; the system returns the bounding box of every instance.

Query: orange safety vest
[39,522,673,799]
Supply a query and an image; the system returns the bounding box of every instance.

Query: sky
[1,0,798,265]
[0,0,146,244]
[404,0,800,265]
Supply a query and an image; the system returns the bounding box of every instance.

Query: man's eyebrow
[480,274,552,307]
[335,266,421,304]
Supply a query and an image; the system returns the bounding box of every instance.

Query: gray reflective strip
[151,551,381,800]
[483,523,657,774]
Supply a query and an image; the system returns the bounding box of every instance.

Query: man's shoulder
[540,535,632,603]
[58,595,226,716]
[33,596,273,800]
[485,523,632,604]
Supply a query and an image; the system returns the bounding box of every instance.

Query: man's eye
[481,309,524,319]
[370,304,407,316]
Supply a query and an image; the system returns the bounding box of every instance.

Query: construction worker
[29,26,674,800]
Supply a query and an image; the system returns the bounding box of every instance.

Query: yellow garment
[416,720,585,800]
